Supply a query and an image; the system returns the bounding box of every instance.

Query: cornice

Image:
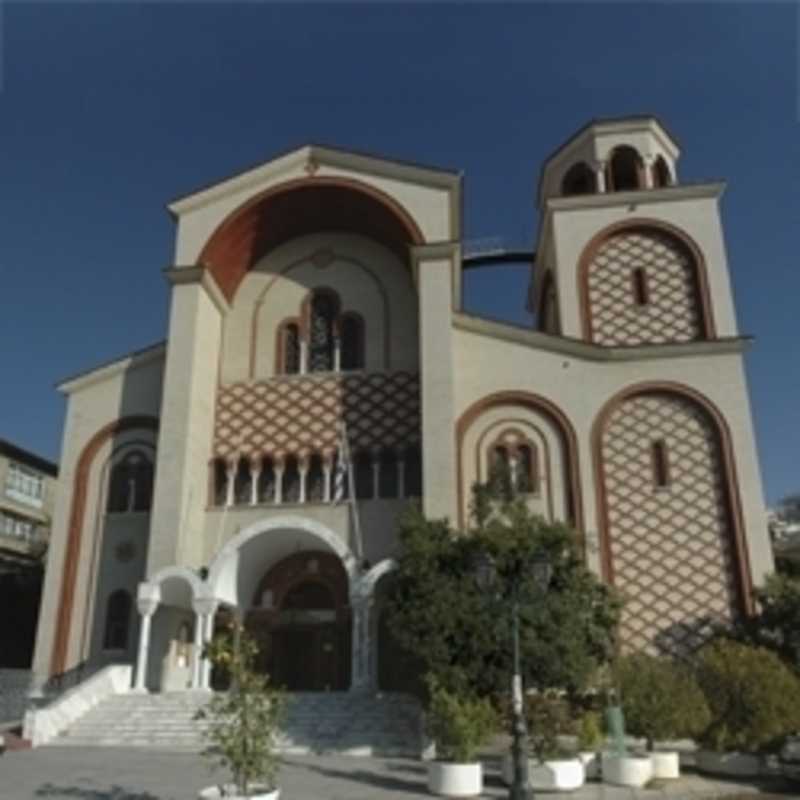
[164,265,230,315]
[453,313,751,363]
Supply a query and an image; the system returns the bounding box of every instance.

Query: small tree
[425,674,498,763]
[195,625,286,798]
[385,486,620,700]
[695,639,800,753]
[616,652,710,751]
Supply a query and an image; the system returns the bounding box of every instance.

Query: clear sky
[0,3,797,504]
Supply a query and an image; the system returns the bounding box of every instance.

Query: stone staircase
[48,691,423,756]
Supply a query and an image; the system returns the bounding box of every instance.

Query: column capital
[193,597,219,617]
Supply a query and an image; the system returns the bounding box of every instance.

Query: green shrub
[695,639,800,753]
[617,652,710,750]
[425,675,498,763]
[577,710,604,752]
[524,692,575,761]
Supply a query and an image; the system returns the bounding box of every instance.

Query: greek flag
[333,423,350,503]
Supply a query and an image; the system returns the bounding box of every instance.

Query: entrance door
[271,623,341,691]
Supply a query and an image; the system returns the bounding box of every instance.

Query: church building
[30,116,773,699]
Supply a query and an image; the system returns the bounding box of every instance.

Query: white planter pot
[501,754,585,791]
[696,750,762,778]
[427,761,483,797]
[602,753,653,787]
[198,785,280,800]
[578,751,599,780]
[650,750,680,779]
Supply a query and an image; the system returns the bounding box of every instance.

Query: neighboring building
[769,509,800,565]
[0,439,58,667]
[30,116,773,699]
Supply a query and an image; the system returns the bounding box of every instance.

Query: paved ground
[0,747,795,800]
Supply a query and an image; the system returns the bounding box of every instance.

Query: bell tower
[530,116,739,346]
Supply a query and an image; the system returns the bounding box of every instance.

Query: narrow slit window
[632,268,650,307]
[651,440,670,489]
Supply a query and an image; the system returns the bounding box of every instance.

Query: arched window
[403,445,422,498]
[651,439,671,489]
[632,267,650,306]
[354,450,374,500]
[212,458,228,507]
[278,322,301,375]
[107,451,154,513]
[561,162,597,196]
[258,457,275,503]
[234,459,252,505]
[283,456,301,504]
[516,443,538,494]
[378,448,399,498]
[308,291,338,372]
[307,454,325,502]
[653,156,672,188]
[340,313,365,371]
[607,146,643,192]
[103,589,131,650]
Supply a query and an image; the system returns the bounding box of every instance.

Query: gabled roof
[168,143,461,218]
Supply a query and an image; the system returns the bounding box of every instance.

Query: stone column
[274,460,284,505]
[195,599,219,691]
[643,154,656,189]
[323,455,333,503]
[349,594,375,693]
[594,161,607,193]
[133,592,159,693]
[225,461,236,508]
[333,337,341,373]
[371,449,381,500]
[298,456,308,504]
[250,458,261,506]
[397,457,405,499]
[190,610,203,690]
[299,340,308,374]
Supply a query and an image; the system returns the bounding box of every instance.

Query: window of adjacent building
[0,511,34,540]
[651,440,671,489]
[103,589,132,650]
[107,452,154,513]
[5,462,45,508]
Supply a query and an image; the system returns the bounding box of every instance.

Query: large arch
[206,514,359,609]
[577,218,717,345]
[197,178,426,302]
[592,381,753,655]
[51,415,159,677]
[455,391,584,533]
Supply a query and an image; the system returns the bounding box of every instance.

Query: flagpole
[338,421,364,569]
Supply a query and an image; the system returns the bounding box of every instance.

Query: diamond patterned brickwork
[600,393,739,655]
[587,230,703,346]
[214,372,420,459]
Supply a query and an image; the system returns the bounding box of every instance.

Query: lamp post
[474,549,552,800]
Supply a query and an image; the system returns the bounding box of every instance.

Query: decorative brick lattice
[587,230,702,346]
[600,393,739,655]
[214,372,420,459]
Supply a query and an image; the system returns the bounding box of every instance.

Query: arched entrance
[247,551,350,691]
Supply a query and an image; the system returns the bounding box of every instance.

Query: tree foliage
[616,652,710,750]
[195,625,286,797]
[384,485,621,700]
[695,639,800,753]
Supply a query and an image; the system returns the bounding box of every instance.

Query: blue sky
[0,3,797,504]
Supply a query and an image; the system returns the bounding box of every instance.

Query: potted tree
[425,676,498,798]
[694,638,800,778]
[501,692,585,791]
[616,652,710,779]
[576,710,604,780]
[195,625,287,800]
[599,690,652,788]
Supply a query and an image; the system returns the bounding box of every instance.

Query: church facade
[31,116,773,696]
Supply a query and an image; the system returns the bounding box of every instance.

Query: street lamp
[474,549,552,800]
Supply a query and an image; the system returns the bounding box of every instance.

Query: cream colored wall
[31,354,163,687]
[542,192,739,340]
[221,233,418,383]
[148,281,222,574]
[451,323,773,586]
[172,156,455,267]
